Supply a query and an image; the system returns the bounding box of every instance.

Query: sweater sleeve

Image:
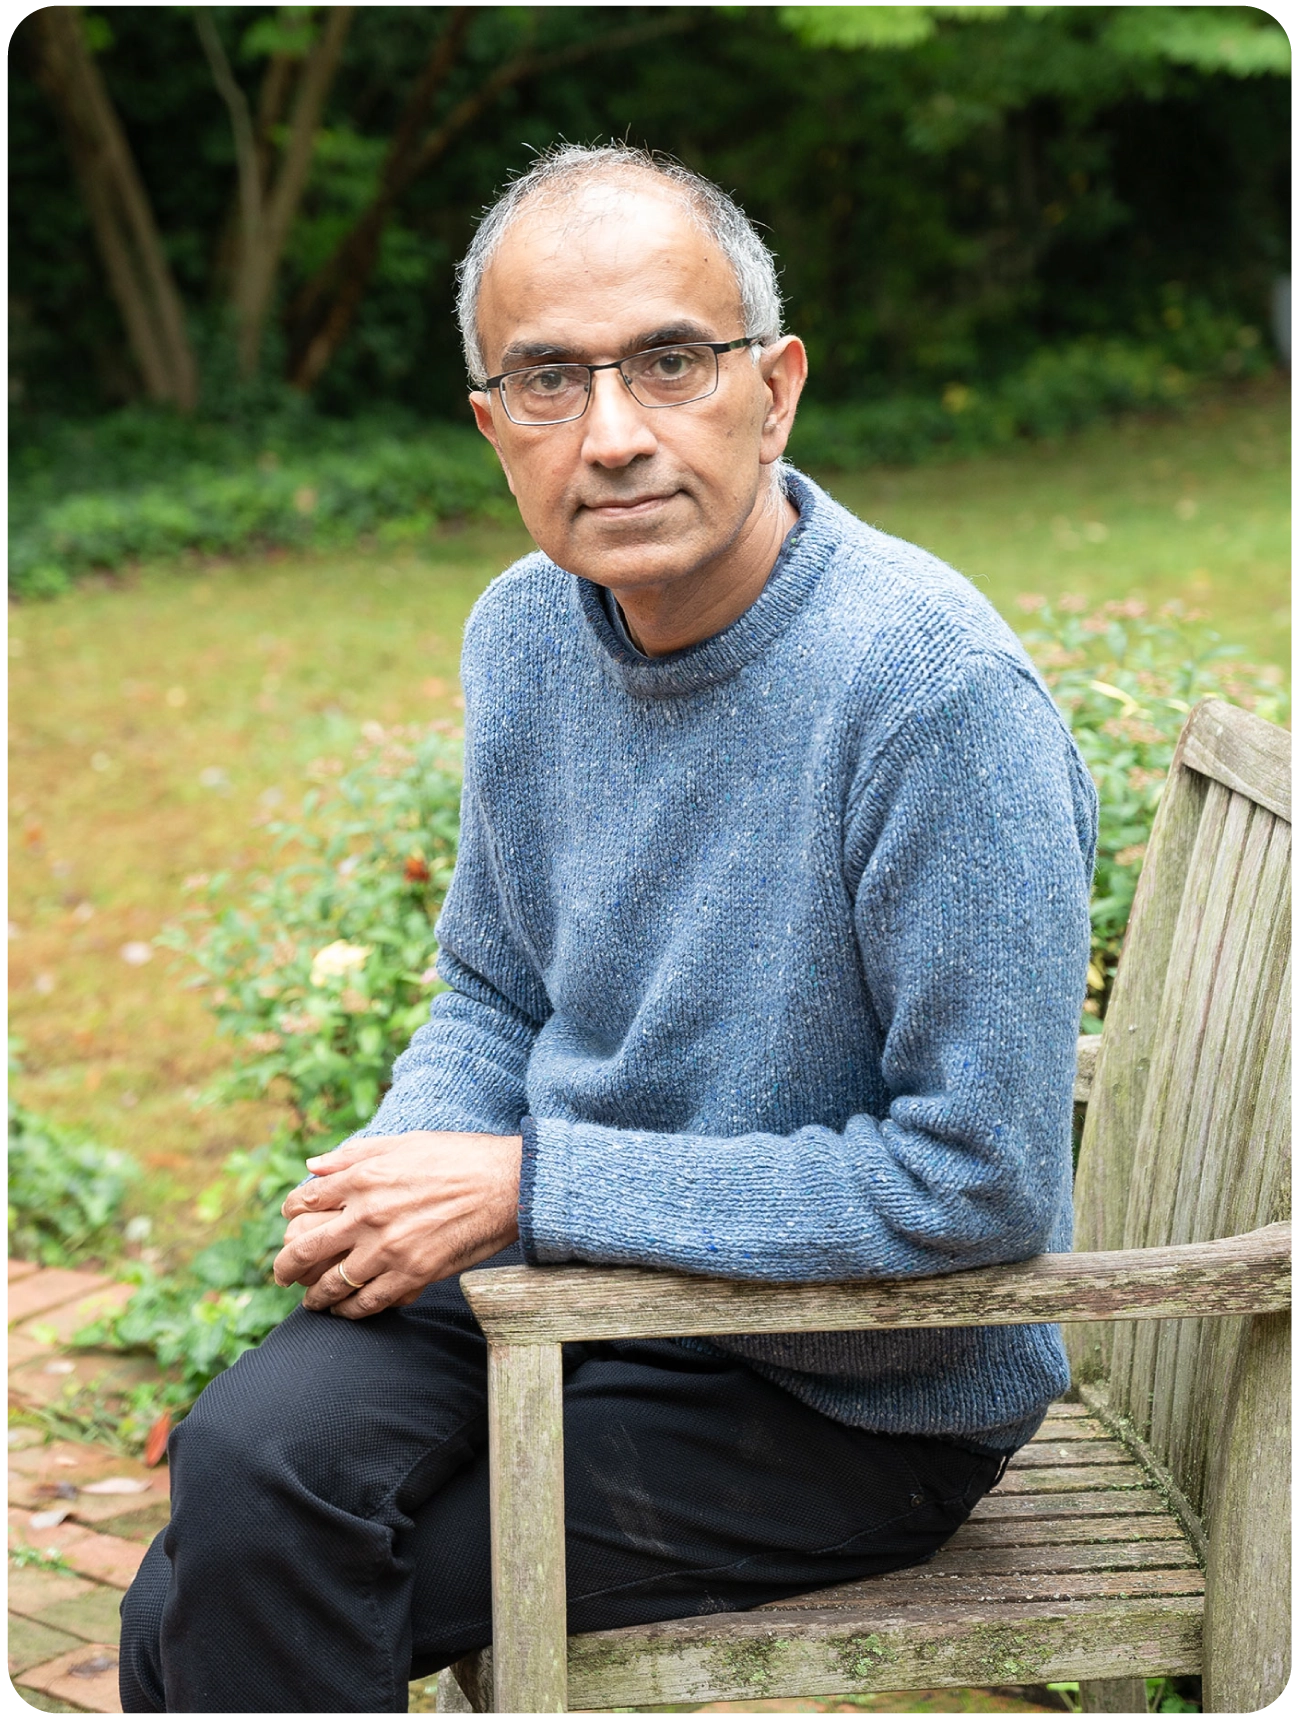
[519,654,1097,1280]
[356,752,549,1141]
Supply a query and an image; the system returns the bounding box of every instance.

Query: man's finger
[272,1214,357,1286]
[326,1270,418,1321]
[303,1134,404,1176]
[282,1178,351,1220]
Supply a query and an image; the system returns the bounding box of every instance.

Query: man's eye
[647,350,696,378]
[523,368,571,395]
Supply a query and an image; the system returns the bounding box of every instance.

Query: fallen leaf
[144,1411,172,1467]
[70,1655,117,1677]
[30,1505,71,1529]
[81,1476,151,1495]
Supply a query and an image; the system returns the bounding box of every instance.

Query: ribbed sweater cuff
[517,1114,542,1263]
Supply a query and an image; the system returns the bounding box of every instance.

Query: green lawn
[8,379,1289,1233]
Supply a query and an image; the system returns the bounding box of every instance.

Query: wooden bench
[446,697,1290,1715]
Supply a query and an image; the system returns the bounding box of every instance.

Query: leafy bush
[790,321,1271,471]
[8,415,510,599]
[166,721,462,1136]
[8,1095,140,1267]
[1017,596,1288,1027]
[74,1133,308,1407]
[78,724,462,1404]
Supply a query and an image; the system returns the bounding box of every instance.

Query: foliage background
[9,4,1290,424]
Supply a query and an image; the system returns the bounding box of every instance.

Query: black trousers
[119,1245,1006,1713]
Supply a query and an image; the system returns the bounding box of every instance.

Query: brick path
[8,1259,163,1713]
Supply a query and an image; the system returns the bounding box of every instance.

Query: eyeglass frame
[477,335,763,426]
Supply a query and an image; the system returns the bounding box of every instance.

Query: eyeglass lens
[500,344,721,424]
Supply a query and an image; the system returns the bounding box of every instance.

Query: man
[120,144,1095,1713]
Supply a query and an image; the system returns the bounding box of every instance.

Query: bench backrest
[1069,697,1291,1529]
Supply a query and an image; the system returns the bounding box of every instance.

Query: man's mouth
[579,491,678,519]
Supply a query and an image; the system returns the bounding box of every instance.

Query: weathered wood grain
[1078,1676,1149,1712]
[994,1466,1147,1496]
[946,1515,1187,1549]
[556,1597,1204,1708]
[967,1488,1165,1520]
[485,1342,566,1713]
[917,1541,1196,1578]
[1164,812,1289,1511]
[1203,1310,1290,1712]
[1112,777,1243,1433]
[773,1570,1205,1606]
[460,1224,1289,1345]
[1074,1382,1208,1571]
[764,1545,1200,1601]
[1182,696,1291,823]
[1008,1439,1130,1468]
[1074,1034,1101,1104]
[1068,710,1209,1387]
[433,1667,472,1712]
[1035,1416,1109,1441]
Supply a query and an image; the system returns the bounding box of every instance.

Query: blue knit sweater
[364,469,1097,1450]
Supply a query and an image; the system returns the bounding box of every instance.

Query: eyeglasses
[481,336,760,426]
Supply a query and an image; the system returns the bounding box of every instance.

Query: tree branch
[287,9,696,391]
[194,8,263,269]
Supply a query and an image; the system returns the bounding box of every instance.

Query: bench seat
[450,1401,1204,1709]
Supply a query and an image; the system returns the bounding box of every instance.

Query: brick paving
[9,1259,164,1714]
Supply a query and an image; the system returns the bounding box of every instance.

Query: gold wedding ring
[338,1263,368,1291]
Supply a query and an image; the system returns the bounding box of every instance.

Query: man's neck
[607,489,798,658]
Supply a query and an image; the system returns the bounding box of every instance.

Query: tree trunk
[197,5,354,378]
[238,5,354,377]
[285,10,695,393]
[27,5,198,410]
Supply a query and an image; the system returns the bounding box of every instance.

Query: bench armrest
[461,1221,1290,1345]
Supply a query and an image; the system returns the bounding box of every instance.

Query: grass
[8,380,1289,1249]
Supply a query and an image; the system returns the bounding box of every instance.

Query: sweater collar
[568,467,835,698]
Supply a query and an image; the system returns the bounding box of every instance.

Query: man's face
[470,181,804,593]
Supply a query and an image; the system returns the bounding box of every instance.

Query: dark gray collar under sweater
[363,467,1098,1450]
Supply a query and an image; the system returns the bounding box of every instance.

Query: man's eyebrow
[495,321,720,370]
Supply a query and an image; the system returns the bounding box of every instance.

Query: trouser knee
[118,1531,168,1712]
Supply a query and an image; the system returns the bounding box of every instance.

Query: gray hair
[455,143,784,385]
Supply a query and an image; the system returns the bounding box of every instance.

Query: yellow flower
[310,940,372,988]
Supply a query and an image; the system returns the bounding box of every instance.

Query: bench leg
[1078,1677,1147,1712]
[487,1339,568,1712]
[434,1668,474,1713]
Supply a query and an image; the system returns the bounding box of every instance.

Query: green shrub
[1017,595,1288,1027]
[164,721,463,1136]
[78,723,463,1405]
[8,417,510,599]
[74,1133,308,1406]
[789,321,1271,471]
[8,1096,140,1267]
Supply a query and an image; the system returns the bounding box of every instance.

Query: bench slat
[548,1596,1203,1708]
[1011,1439,1131,1467]
[760,1570,1204,1609]
[993,1465,1148,1495]
[967,1488,1166,1518]
[946,1514,1190,1549]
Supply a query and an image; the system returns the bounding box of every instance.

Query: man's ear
[756,336,808,467]
[469,392,518,497]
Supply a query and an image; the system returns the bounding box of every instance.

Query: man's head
[458,144,807,595]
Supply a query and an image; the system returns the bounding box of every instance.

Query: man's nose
[579,365,658,467]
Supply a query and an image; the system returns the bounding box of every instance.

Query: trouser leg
[405,1337,1004,1673]
[119,1245,523,1714]
[121,1257,1006,1713]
